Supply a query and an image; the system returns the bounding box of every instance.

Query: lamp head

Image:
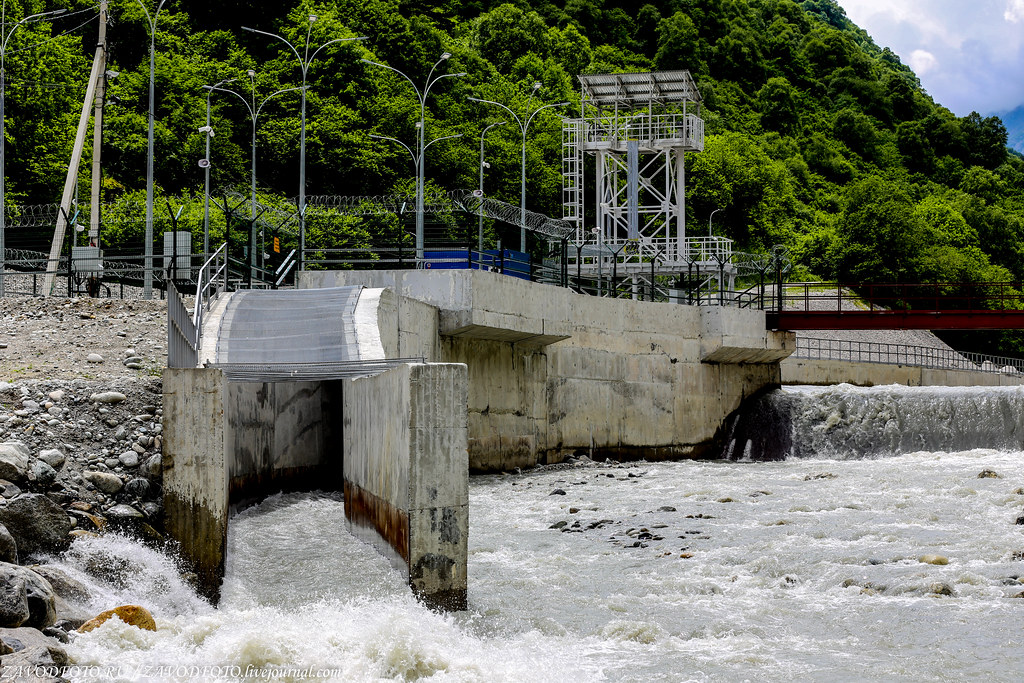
[247,70,256,78]
[309,14,317,22]
[440,52,451,60]
[533,81,541,90]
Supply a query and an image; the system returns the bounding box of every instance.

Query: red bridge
[765,283,1024,330]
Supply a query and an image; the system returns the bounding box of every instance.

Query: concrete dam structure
[163,272,794,610]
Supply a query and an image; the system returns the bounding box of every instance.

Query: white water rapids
[50,385,1024,681]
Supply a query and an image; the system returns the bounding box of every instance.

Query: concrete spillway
[163,285,468,610]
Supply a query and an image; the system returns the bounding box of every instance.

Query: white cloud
[1006,0,1024,22]
[909,50,939,74]
[836,0,1024,115]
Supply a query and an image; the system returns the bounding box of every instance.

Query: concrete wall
[782,358,1024,387]
[343,363,468,610]
[163,362,468,609]
[300,270,795,470]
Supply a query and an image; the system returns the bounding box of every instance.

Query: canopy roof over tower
[578,71,702,111]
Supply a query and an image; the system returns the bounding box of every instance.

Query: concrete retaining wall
[781,358,1024,387]
[301,269,794,470]
[163,362,468,609]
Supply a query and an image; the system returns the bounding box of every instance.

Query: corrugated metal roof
[578,71,702,110]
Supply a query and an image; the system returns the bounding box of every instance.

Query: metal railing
[773,282,1024,314]
[167,282,197,369]
[579,113,704,150]
[795,336,1024,375]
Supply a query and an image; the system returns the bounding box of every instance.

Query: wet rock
[29,566,90,604]
[0,563,56,628]
[0,626,69,671]
[79,605,156,633]
[918,554,949,565]
[123,478,150,498]
[977,469,1001,479]
[804,472,837,480]
[0,480,22,499]
[549,521,567,529]
[0,494,72,556]
[88,391,126,404]
[0,523,17,564]
[568,507,580,514]
[549,489,567,496]
[658,506,676,512]
[142,454,161,480]
[928,581,955,596]
[83,470,122,494]
[1016,515,1024,525]
[0,442,31,483]
[716,497,735,503]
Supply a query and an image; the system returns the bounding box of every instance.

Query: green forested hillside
[6,0,1024,348]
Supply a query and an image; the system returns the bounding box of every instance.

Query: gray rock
[929,581,955,596]
[86,353,104,363]
[82,470,122,494]
[0,563,56,628]
[0,442,31,482]
[46,391,63,402]
[0,495,73,556]
[20,400,40,414]
[29,460,57,489]
[29,566,91,604]
[106,504,144,520]
[124,478,149,498]
[89,391,126,404]
[131,443,146,455]
[0,480,22,499]
[0,523,17,564]
[0,626,69,672]
[119,451,140,468]
[36,450,65,470]
[142,454,161,480]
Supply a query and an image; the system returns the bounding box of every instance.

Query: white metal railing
[192,243,229,352]
[582,113,704,150]
[568,235,733,271]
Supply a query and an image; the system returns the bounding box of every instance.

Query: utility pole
[43,8,103,296]
[88,2,108,248]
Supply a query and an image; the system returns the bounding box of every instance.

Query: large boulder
[0,626,69,674]
[30,566,92,628]
[79,605,156,633]
[0,442,31,483]
[0,563,56,628]
[0,494,73,557]
[0,522,17,564]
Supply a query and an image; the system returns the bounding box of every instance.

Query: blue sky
[836,0,1024,117]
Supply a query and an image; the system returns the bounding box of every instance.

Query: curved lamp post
[362,53,465,262]
[135,0,167,299]
[708,207,722,237]
[0,4,65,296]
[242,18,365,271]
[206,74,306,280]
[467,87,569,253]
[477,120,505,251]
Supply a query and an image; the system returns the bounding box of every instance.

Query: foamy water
[58,386,1024,682]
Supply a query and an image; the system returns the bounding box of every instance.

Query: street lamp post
[199,77,236,258]
[0,4,65,297]
[467,86,569,253]
[135,0,167,299]
[242,19,365,272]
[477,120,505,251]
[362,54,465,262]
[205,74,306,281]
[708,207,722,237]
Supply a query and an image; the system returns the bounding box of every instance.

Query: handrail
[795,336,1024,375]
[192,243,228,353]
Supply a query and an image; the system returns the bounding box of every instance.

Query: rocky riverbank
[0,297,169,680]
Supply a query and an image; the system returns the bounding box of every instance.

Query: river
[56,384,1024,681]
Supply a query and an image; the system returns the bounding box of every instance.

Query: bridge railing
[774,282,1024,313]
[795,336,1024,375]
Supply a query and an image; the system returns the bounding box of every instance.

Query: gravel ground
[0,297,167,381]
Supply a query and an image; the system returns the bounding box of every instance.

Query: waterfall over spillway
[724,384,1024,460]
